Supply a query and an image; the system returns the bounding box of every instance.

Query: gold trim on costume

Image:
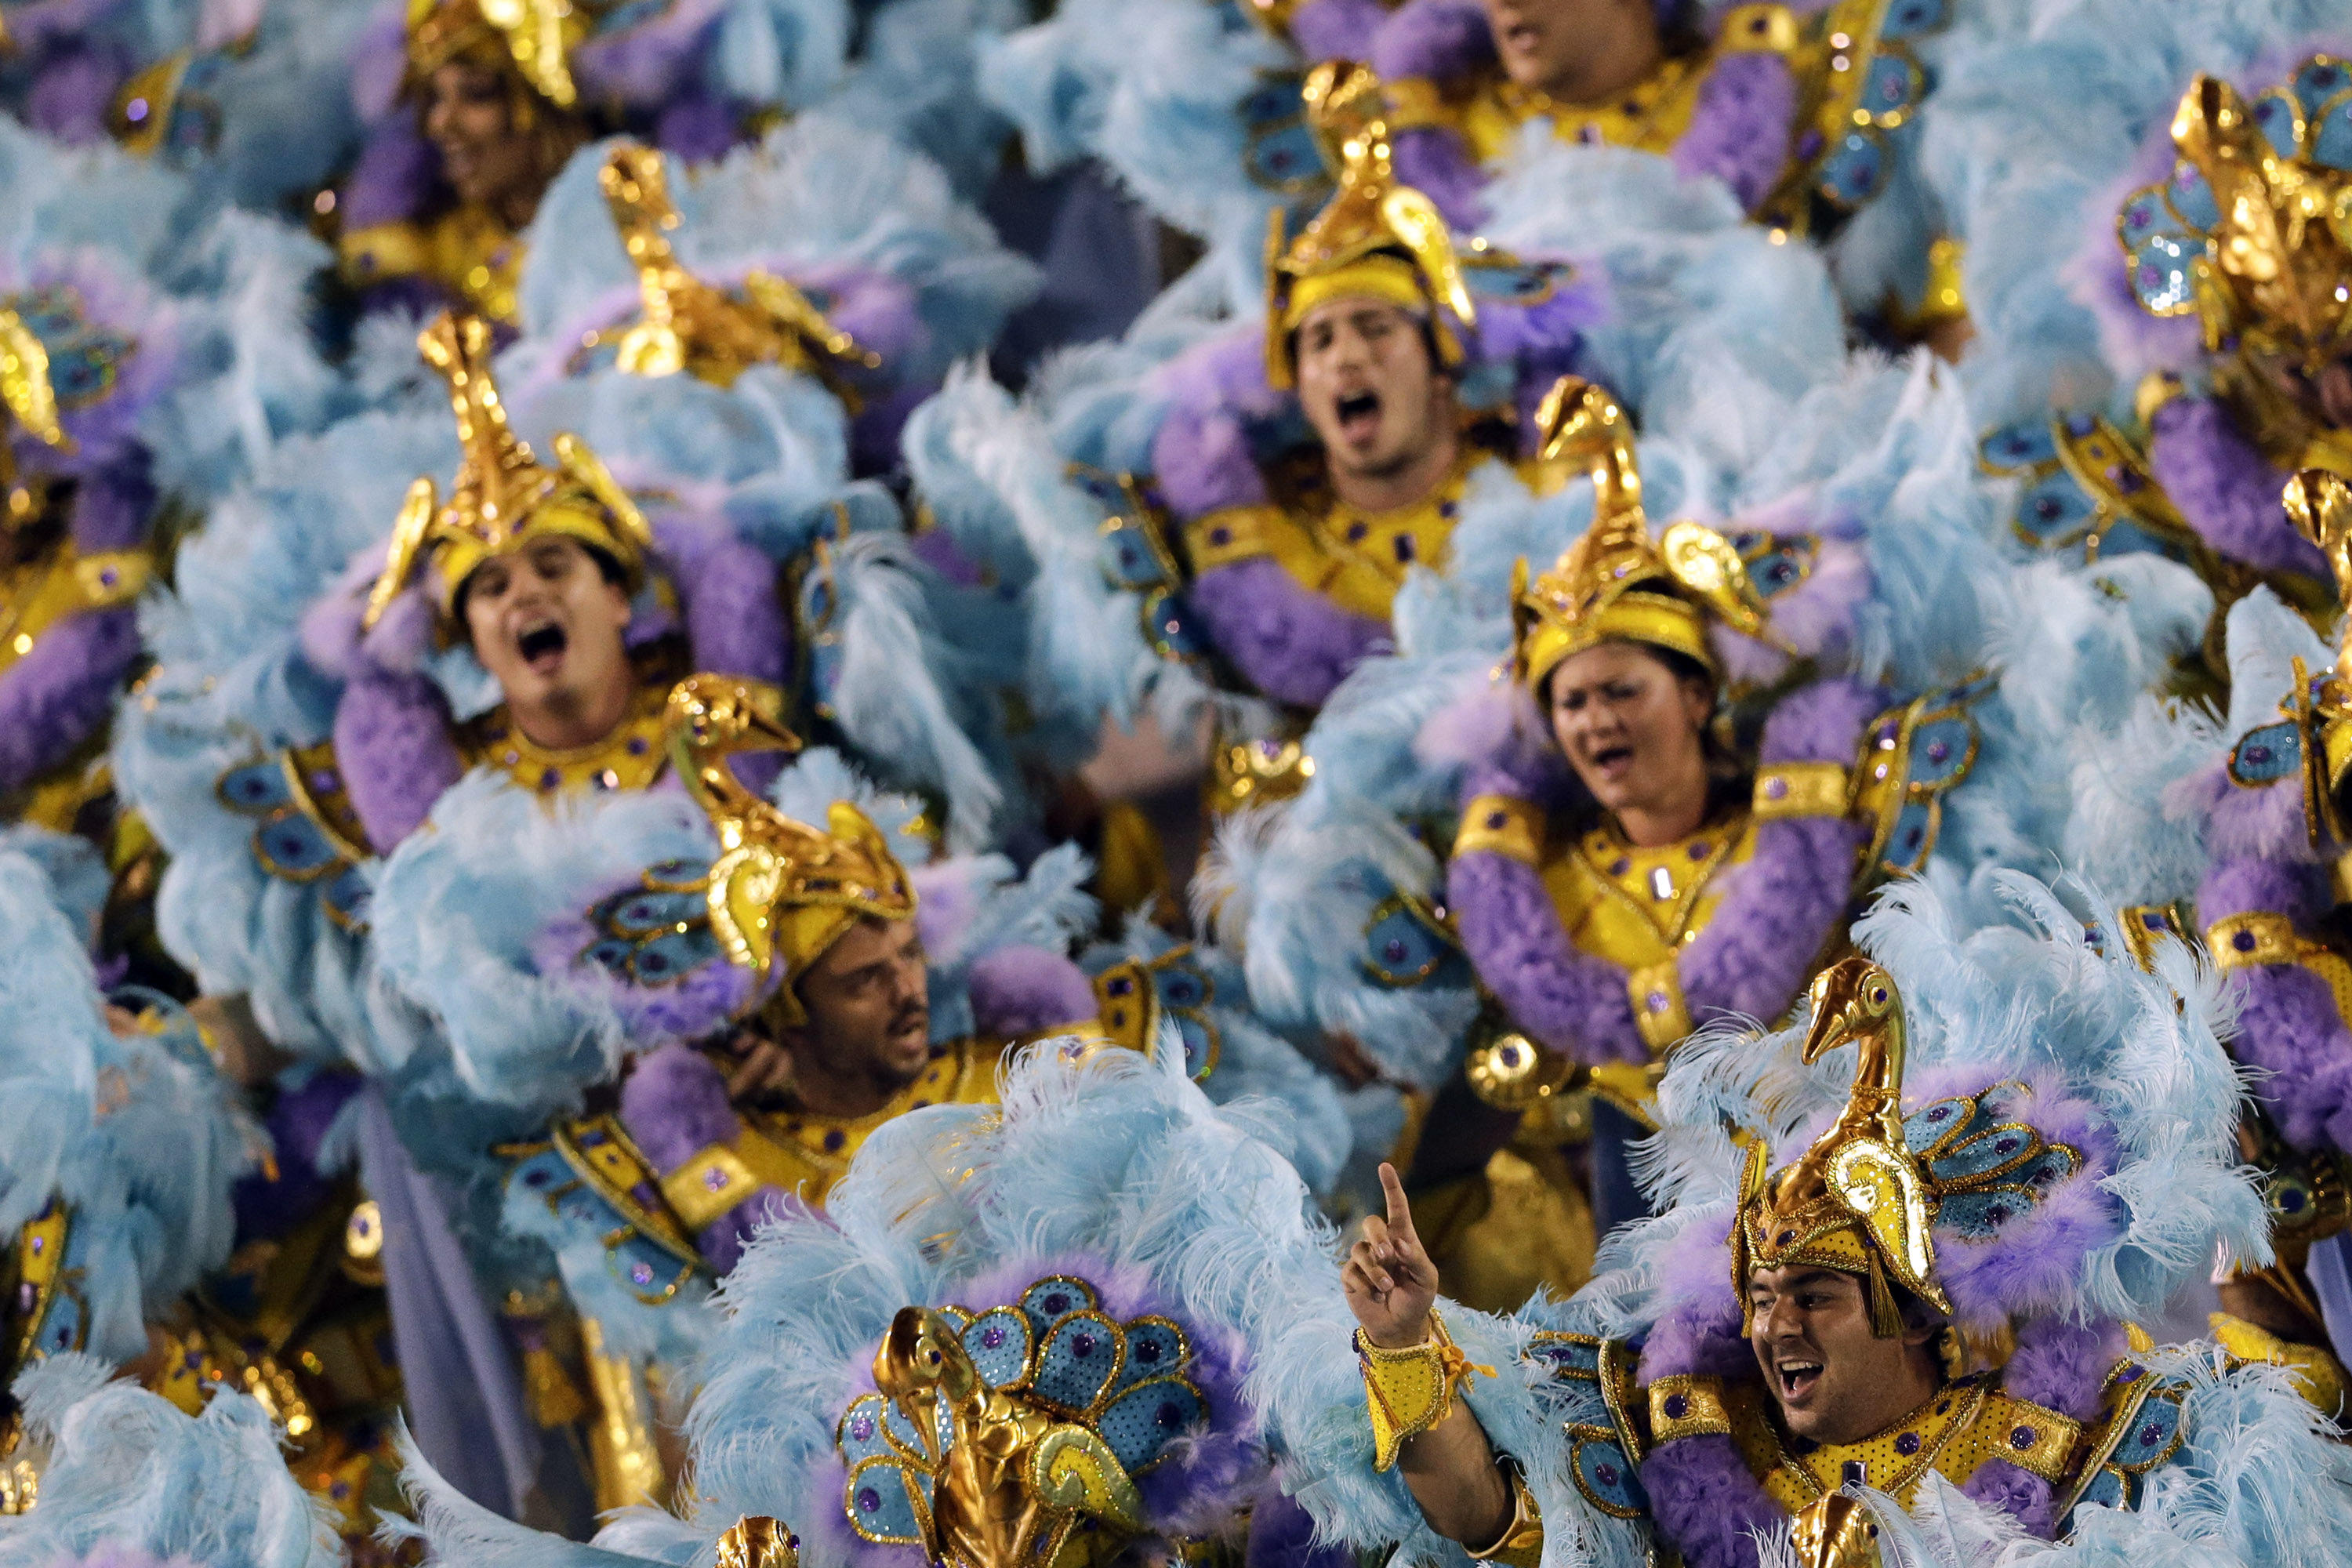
[1454,794,1544,864]
[1646,1374,1733,1442]
[1753,761,1850,821]
[659,1142,763,1232]
[1464,1465,1544,1567]
[1627,960,1692,1053]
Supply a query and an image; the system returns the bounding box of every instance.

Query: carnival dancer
[1289,879,2352,1566]
[1944,25,2352,676]
[488,136,1041,845]
[359,674,1102,1515]
[0,840,365,1566]
[390,1013,1345,1568]
[1364,0,1965,342]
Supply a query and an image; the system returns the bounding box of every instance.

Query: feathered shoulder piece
[398,1035,1332,1568]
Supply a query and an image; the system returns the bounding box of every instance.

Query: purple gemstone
[626,735,649,755]
[1107,977,1134,996]
[1393,536,1415,563]
[2118,1365,2143,1383]
[1156,1399,1184,1426]
[2009,1426,2036,1451]
[851,1414,876,1439]
[1595,1462,1619,1486]
[1073,1332,1098,1357]
[1345,521,1368,542]
[1485,810,1507,829]
[858,1487,881,1513]
[703,1166,728,1192]
[1662,1394,1690,1420]
[1384,938,1408,962]
[2233,930,2258,952]
[1609,857,1631,877]
[523,1168,550,1187]
[1777,1229,1797,1245]
[1894,1432,1920,1457]
[1987,1205,2011,1223]
[1646,989,1670,1013]
[1995,1137,2020,1153]
[539,767,562,790]
[2245,745,2273,764]
[332,1481,352,1500]
[1209,527,1232,546]
[310,769,339,793]
[1138,1339,1161,1363]
[1764,777,1788,800]
[1044,1293,1070,1313]
[1499,1043,1523,1068]
[2138,1421,2164,1446]
[98,567,118,587]
[1926,740,1951,763]
[2142,911,2165,929]
[1928,1106,1951,1121]
[1797,129,1824,158]
[27,1235,42,1255]
[982,1325,1006,1348]
[630,1261,655,1287]
[185,1348,203,1369]
[824,1128,847,1151]
[1687,841,1708,860]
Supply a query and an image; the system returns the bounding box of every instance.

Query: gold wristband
[1357,1311,1496,1472]
[1465,1464,1544,1568]
[1753,761,1850,821]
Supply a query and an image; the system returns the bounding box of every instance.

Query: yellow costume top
[339,205,524,325]
[1382,5,1802,172]
[672,1037,1011,1222]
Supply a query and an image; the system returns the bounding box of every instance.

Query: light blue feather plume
[0,1356,341,1568]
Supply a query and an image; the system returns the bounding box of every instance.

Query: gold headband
[364,312,654,634]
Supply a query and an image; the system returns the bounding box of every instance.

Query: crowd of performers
[7,0,2352,1563]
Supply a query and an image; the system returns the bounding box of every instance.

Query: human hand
[1343,1162,1439,1349]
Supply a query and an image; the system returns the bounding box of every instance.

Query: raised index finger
[1376,1161,1417,1243]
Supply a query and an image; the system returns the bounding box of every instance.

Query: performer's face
[459,535,633,723]
[1544,641,1711,818]
[423,60,543,214]
[1294,297,1454,489]
[1479,0,1653,95]
[1747,1265,1940,1446]
[786,916,935,1095]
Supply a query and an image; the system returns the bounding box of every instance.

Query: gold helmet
[404,0,593,110]
[663,673,917,1026]
[364,311,655,635]
[1264,61,1475,391]
[584,143,882,397]
[1732,958,1947,1338]
[1509,377,1776,691]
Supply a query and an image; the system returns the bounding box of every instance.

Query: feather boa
[2146,394,2329,580]
[1450,677,1876,1066]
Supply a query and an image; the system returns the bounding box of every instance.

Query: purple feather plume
[1150,327,1279,522]
[23,44,127,143]
[1287,0,1391,63]
[2147,396,2327,579]
[0,604,140,797]
[1187,559,1392,710]
[334,667,467,852]
[967,946,1099,1038]
[1639,1434,1784,1568]
[1669,49,1796,215]
[1368,0,1494,83]
[2201,854,2352,1152]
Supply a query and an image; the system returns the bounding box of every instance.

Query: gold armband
[1455,795,1544,865]
[1357,1312,1495,1472]
[1628,962,1692,1054]
[2205,910,2304,969]
[1753,762,1850,821]
[1465,1463,1544,1568]
[1646,1374,1732,1443]
[660,1142,763,1232]
[2212,1310,2350,1419]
